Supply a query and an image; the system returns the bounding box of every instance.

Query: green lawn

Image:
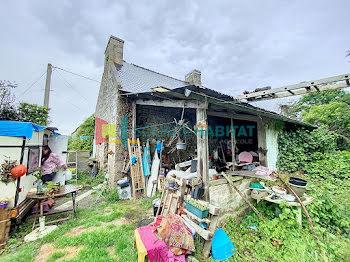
[0,199,153,262]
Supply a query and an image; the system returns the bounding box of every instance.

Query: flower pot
[288,183,306,198]
[289,177,307,187]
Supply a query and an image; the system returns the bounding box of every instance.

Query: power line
[18,70,46,98]
[54,68,90,103]
[53,66,101,83]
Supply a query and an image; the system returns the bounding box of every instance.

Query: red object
[18,188,22,192]
[95,116,109,145]
[10,164,27,178]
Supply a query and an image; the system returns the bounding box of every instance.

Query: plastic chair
[92,173,110,203]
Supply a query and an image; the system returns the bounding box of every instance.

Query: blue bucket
[211,228,236,261]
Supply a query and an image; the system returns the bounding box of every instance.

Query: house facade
[95,36,312,188]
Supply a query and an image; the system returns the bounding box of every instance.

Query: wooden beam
[207,110,260,122]
[135,99,206,109]
[131,101,136,140]
[257,119,267,166]
[196,108,209,201]
[181,214,212,240]
[231,118,236,169]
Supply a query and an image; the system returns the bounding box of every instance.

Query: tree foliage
[0,81,49,125]
[302,101,350,138]
[290,90,350,140]
[17,102,49,126]
[68,115,95,153]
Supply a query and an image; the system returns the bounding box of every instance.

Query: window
[27,148,40,174]
[43,134,49,146]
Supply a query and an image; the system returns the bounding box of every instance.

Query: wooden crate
[0,207,11,250]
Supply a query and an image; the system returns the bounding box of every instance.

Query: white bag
[65,169,73,181]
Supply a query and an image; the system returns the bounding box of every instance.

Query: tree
[290,89,350,117]
[18,102,49,126]
[302,101,350,138]
[68,115,95,153]
[289,89,350,149]
[0,80,49,125]
[0,80,18,120]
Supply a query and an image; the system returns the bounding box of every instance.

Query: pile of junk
[121,138,313,261]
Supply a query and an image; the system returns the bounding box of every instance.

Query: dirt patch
[107,246,118,260]
[65,217,130,237]
[103,206,114,215]
[34,243,84,262]
[124,207,154,227]
[65,226,96,236]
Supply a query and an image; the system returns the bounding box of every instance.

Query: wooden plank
[135,99,206,109]
[226,170,277,181]
[34,217,70,228]
[209,176,243,187]
[202,215,219,259]
[222,172,266,222]
[261,195,314,207]
[184,209,211,224]
[131,101,136,141]
[0,208,11,250]
[181,215,212,240]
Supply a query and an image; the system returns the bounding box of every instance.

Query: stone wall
[209,177,255,226]
[136,105,197,166]
[95,61,119,176]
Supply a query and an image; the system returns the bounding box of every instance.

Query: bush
[277,127,337,173]
[105,187,119,202]
[303,151,350,180]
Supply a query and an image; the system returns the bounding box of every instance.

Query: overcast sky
[1,1,349,134]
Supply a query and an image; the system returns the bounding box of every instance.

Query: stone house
[95,35,312,189]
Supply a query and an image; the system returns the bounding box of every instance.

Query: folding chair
[92,173,110,203]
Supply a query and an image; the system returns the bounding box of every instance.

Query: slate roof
[116,61,187,93]
[115,61,314,127]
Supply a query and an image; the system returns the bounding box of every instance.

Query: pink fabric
[41,153,65,175]
[238,151,254,163]
[253,166,275,176]
[137,225,185,262]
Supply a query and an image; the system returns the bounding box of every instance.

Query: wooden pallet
[0,207,11,250]
[128,139,145,198]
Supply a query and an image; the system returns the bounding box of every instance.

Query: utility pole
[44,63,52,108]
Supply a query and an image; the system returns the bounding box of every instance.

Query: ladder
[127,138,145,198]
[234,73,350,102]
[66,151,78,184]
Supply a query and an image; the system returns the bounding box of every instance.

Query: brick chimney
[185,70,202,87]
[105,35,124,65]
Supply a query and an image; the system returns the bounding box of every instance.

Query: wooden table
[251,192,314,225]
[27,185,82,229]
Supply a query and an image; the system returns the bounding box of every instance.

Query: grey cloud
[0,0,349,134]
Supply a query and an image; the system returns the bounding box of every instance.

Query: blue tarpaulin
[0,121,57,139]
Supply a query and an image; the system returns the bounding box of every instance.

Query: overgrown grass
[217,176,350,262]
[76,170,104,188]
[0,199,148,262]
